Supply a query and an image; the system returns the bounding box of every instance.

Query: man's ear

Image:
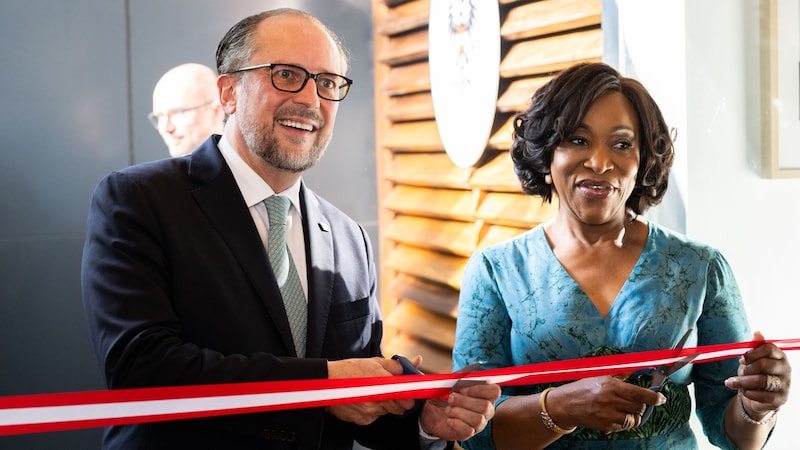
[217,74,237,115]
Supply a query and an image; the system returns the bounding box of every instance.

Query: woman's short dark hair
[509,62,674,214]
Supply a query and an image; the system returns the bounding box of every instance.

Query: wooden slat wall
[372,0,602,374]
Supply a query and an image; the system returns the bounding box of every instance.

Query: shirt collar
[217,134,303,214]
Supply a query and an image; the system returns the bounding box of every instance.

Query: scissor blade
[452,361,485,388]
[663,352,700,378]
[654,328,695,382]
[651,352,700,390]
[674,328,693,351]
[650,370,667,389]
[455,362,484,374]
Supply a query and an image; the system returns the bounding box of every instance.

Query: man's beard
[239,109,328,173]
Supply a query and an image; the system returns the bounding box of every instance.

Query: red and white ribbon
[2,338,798,436]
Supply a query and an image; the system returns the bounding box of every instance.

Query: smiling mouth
[581,183,611,191]
[278,119,315,132]
[579,179,612,189]
[577,180,615,199]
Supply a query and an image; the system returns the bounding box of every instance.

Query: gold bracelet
[738,393,777,425]
[539,387,577,435]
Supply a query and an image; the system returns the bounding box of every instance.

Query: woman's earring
[544,173,552,185]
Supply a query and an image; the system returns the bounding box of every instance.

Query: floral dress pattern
[453,222,752,450]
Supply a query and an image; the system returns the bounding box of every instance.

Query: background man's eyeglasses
[148,100,214,129]
[229,63,352,101]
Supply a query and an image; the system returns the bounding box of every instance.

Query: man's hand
[326,357,417,425]
[419,382,501,441]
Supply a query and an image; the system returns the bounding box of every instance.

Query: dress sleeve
[693,249,752,449]
[453,251,511,450]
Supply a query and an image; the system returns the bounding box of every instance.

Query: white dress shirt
[217,135,308,301]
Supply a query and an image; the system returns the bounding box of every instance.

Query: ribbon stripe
[2,338,798,436]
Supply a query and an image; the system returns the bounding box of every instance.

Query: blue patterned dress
[453,222,752,449]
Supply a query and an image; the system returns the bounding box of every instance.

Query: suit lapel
[188,138,298,355]
[300,185,334,358]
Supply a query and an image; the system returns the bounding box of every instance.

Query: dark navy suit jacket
[81,136,421,449]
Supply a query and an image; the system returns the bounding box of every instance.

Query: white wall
[614,1,798,448]
[685,1,799,447]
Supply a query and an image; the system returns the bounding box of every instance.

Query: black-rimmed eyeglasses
[147,100,214,129]
[228,63,352,102]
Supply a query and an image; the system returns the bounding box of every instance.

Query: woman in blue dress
[453,62,791,449]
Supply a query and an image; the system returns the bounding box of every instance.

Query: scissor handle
[638,385,664,426]
[390,355,425,415]
[640,404,655,426]
[392,354,423,375]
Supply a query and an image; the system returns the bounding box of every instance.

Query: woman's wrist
[539,387,577,435]
[738,392,777,425]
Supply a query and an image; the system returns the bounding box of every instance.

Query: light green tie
[265,195,307,357]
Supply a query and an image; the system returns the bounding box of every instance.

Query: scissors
[635,329,700,425]
[391,355,485,414]
[392,354,484,387]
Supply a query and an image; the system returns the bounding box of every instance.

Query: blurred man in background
[149,62,225,157]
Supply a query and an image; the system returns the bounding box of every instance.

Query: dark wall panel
[0,0,130,237]
[0,0,129,448]
[0,238,101,449]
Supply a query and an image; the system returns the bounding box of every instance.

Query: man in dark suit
[81,8,499,450]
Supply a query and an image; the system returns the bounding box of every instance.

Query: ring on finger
[765,374,782,393]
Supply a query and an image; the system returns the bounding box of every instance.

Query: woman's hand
[490,374,665,450]
[544,375,666,434]
[724,331,791,418]
[721,332,791,449]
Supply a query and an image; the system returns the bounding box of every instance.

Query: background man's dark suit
[81,136,421,449]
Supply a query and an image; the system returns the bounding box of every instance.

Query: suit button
[263,428,296,442]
